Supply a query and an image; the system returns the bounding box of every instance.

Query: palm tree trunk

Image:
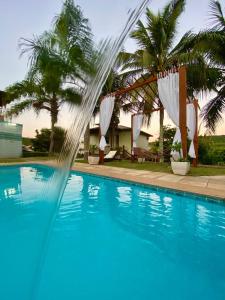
[84,123,90,161]
[49,95,58,155]
[111,126,115,148]
[159,107,164,162]
[49,118,56,154]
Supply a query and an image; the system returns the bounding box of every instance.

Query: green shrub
[150,125,176,162]
[32,127,66,153]
[198,136,225,165]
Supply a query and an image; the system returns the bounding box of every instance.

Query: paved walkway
[1,161,225,200]
[73,163,225,200]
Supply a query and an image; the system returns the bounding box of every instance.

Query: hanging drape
[187,103,196,158]
[157,71,182,160]
[132,114,143,149]
[99,95,115,151]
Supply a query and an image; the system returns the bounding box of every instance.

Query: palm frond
[187,61,221,95]
[5,80,37,100]
[195,30,225,68]
[131,19,155,53]
[6,100,33,117]
[209,0,225,30]
[59,87,82,106]
[162,0,186,49]
[201,85,225,132]
[170,31,196,56]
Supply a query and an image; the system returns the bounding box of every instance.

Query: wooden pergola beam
[115,75,157,97]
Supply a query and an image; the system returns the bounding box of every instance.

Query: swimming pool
[0,164,225,300]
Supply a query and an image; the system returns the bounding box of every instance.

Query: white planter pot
[88,156,100,165]
[171,161,190,176]
[138,157,145,163]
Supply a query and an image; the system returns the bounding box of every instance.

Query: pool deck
[1,161,225,200]
[72,163,225,200]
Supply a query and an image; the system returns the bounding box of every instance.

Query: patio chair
[104,150,118,161]
[133,147,160,162]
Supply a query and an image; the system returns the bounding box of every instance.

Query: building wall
[0,121,23,158]
[119,131,149,152]
[119,131,132,152]
[90,131,149,153]
[90,134,99,146]
[137,134,149,151]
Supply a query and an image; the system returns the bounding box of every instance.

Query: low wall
[0,121,23,158]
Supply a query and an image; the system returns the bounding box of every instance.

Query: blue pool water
[0,164,225,300]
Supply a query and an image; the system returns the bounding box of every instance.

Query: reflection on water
[58,172,225,274]
[114,183,223,240]
[0,166,21,199]
[0,165,54,300]
[55,171,225,253]
[0,165,53,201]
[0,165,225,300]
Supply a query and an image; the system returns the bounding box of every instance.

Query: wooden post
[159,101,164,162]
[192,98,199,167]
[99,127,104,164]
[131,114,134,162]
[179,66,188,159]
[99,97,104,164]
[99,150,104,164]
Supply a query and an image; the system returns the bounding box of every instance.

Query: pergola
[99,66,199,166]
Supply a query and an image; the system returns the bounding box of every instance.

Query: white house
[89,125,152,153]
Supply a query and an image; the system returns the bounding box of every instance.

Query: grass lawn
[77,159,225,176]
[1,157,225,176]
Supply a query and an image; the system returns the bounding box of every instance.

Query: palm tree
[5,0,94,154]
[52,0,95,84]
[5,78,81,153]
[199,0,225,132]
[120,0,220,159]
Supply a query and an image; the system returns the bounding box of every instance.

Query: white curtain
[99,95,115,151]
[187,103,196,158]
[157,71,182,160]
[132,114,143,149]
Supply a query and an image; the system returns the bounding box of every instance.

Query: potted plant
[88,144,100,165]
[170,142,190,175]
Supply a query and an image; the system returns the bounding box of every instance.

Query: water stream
[31,1,150,298]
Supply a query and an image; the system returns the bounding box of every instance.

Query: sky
[0,0,224,138]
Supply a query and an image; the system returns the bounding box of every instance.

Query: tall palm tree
[5,0,94,154]
[5,78,81,153]
[120,0,219,159]
[120,0,187,160]
[200,0,225,132]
